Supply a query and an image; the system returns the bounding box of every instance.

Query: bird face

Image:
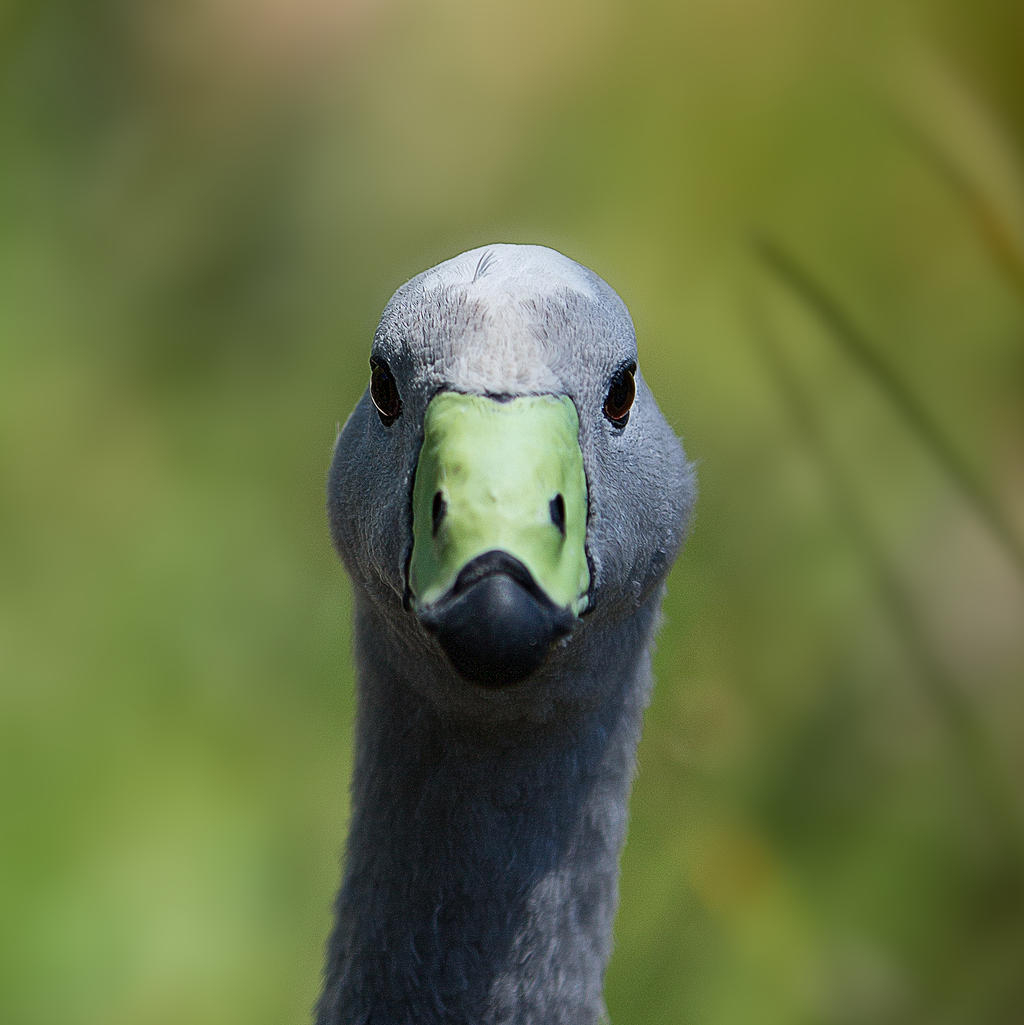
[328,245,695,701]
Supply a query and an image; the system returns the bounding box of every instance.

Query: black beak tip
[418,572,573,687]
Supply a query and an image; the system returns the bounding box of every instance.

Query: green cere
[409,392,590,614]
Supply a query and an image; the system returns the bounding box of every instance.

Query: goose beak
[407,392,590,686]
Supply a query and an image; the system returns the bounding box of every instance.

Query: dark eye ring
[603,362,636,428]
[369,358,402,426]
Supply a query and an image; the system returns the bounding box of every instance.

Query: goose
[318,244,696,1025]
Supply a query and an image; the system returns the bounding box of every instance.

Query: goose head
[328,244,695,718]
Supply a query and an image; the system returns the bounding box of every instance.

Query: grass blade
[896,111,1024,302]
[755,237,1024,581]
[747,307,1024,868]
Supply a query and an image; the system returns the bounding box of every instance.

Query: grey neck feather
[316,592,662,1025]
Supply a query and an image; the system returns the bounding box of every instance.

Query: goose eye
[603,363,636,428]
[370,359,402,425]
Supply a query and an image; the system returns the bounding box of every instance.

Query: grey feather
[320,244,696,1024]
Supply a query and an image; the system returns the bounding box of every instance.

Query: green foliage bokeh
[2,1,1023,1022]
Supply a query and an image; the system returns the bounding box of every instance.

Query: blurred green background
[2,1,1023,1023]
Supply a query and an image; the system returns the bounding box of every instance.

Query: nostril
[432,491,447,537]
[549,494,566,537]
